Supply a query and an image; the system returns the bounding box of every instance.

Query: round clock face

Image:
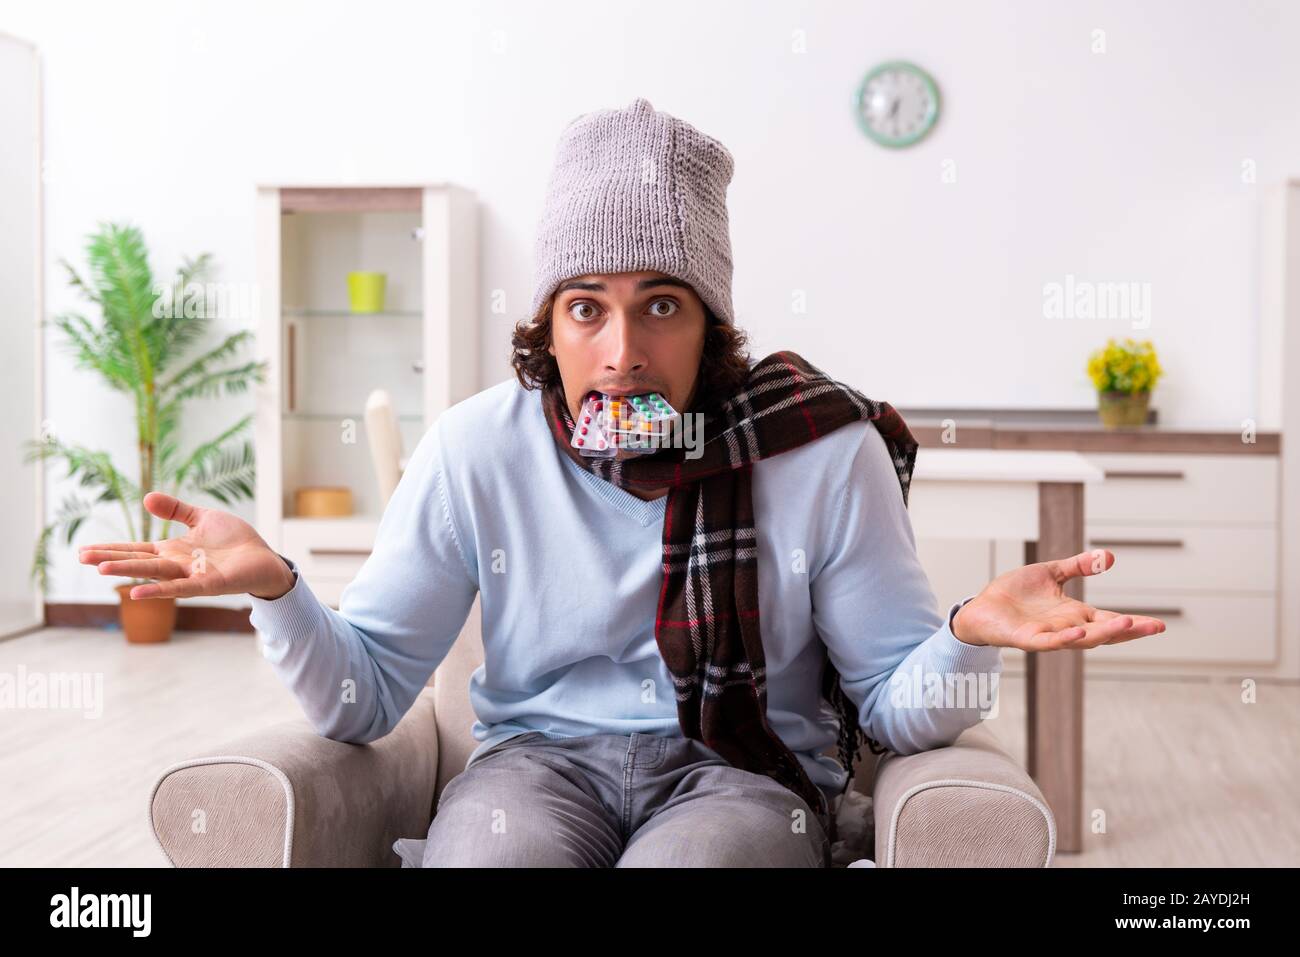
[855,61,940,148]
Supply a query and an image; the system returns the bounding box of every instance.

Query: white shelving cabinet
[254,185,478,606]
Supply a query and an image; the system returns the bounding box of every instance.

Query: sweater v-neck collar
[560,451,668,527]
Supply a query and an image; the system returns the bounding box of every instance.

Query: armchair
[149,596,1055,867]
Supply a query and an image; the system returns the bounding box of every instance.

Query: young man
[79,98,1164,868]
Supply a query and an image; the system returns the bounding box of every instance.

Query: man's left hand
[951,548,1166,650]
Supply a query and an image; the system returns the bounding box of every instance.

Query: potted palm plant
[24,222,267,643]
[1087,337,1164,428]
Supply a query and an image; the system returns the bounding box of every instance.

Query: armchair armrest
[871,722,1056,867]
[149,686,440,867]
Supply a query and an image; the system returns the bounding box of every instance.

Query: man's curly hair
[510,294,753,411]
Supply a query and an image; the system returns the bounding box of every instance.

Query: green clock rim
[854,60,941,149]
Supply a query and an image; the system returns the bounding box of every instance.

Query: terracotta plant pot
[115,583,177,643]
[1097,390,1151,429]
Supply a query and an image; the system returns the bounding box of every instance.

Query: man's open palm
[78,492,294,600]
[952,548,1167,651]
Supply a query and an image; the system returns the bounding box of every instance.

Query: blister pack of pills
[570,391,680,457]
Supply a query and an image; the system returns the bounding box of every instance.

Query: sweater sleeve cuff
[930,594,1002,672]
[248,555,323,649]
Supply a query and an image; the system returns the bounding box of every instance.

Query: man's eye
[648,299,678,317]
[569,301,599,322]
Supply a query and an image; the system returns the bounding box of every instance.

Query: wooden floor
[1,625,1297,867]
[0,626,302,867]
[981,668,1300,867]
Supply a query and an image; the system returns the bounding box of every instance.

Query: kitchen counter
[895,406,1281,455]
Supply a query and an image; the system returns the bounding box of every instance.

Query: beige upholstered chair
[148,591,1056,868]
[364,388,405,504]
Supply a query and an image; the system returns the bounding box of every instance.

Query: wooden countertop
[913,448,1104,483]
[895,407,1281,455]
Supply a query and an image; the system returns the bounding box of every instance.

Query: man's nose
[602,311,648,373]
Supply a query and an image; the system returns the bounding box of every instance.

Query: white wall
[4,0,1297,602]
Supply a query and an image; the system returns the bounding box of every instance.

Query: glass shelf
[283,308,422,319]
[275,205,426,522]
[283,410,424,422]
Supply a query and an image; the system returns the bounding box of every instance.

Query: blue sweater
[250,377,1003,809]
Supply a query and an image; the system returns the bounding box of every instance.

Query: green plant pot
[1097,390,1150,429]
[347,271,387,313]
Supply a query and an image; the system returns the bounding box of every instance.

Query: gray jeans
[395,730,833,867]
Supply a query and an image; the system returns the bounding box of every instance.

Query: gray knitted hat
[530,96,736,325]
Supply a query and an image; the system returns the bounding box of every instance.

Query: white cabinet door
[914,538,993,611]
[0,35,43,639]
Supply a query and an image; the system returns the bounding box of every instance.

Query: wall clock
[854,60,940,148]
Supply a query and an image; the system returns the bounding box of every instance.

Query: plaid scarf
[542,351,919,843]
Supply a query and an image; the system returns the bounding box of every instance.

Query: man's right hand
[78,491,297,601]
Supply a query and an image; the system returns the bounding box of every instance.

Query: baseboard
[44,603,254,633]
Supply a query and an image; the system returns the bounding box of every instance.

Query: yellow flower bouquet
[1086,337,1163,428]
